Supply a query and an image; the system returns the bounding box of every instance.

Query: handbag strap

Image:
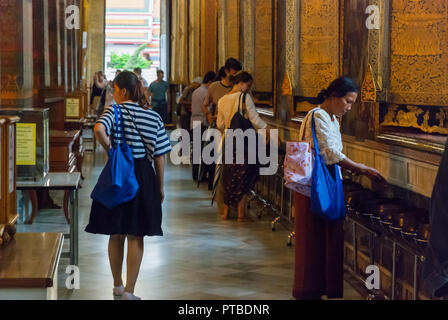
[121,104,152,157]
[238,92,247,116]
[113,104,126,146]
[311,110,320,156]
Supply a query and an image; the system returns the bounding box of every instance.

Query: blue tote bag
[310,111,346,221]
[91,105,139,209]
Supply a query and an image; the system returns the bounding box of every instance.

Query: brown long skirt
[293,192,344,300]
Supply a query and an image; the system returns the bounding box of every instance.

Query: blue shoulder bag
[91,105,140,209]
[310,111,346,221]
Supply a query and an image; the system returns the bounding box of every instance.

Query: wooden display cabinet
[0,118,5,246]
[0,116,19,247]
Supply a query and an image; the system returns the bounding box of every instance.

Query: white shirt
[299,107,346,165]
[217,92,268,132]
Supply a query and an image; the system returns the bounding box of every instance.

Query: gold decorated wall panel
[389,0,448,106]
[226,0,240,60]
[189,0,201,81]
[298,0,340,98]
[254,0,273,93]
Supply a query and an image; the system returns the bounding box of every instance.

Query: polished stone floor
[16,148,362,300]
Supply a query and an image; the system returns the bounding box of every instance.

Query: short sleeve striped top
[97,102,172,160]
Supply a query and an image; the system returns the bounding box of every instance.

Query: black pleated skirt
[85,158,163,237]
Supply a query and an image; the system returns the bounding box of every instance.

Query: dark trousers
[152,100,168,123]
[191,125,214,190]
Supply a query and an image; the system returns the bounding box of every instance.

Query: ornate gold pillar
[85,0,105,90]
[241,0,254,74]
[200,0,217,74]
[285,0,299,93]
[170,0,188,84]
[188,0,201,81]
[226,0,240,60]
[216,0,227,68]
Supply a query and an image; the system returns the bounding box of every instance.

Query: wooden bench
[0,233,64,300]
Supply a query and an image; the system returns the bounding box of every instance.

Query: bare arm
[339,157,387,184]
[203,101,216,124]
[154,155,165,203]
[94,123,111,153]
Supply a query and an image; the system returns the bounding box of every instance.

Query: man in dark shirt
[149,70,170,124]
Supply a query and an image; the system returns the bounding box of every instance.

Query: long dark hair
[317,76,359,104]
[113,71,150,109]
[229,71,253,86]
[214,67,226,82]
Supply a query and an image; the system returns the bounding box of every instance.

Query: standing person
[217,71,269,222]
[423,138,448,298]
[86,71,172,300]
[202,58,242,125]
[214,67,227,82]
[149,70,170,124]
[202,58,242,215]
[191,71,216,183]
[179,77,202,131]
[90,71,108,114]
[133,67,149,88]
[293,76,386,300]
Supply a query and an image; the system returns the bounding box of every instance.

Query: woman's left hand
[364,166,388,184]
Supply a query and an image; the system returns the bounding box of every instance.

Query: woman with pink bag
[290,76,386,300]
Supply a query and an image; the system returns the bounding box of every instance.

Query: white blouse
[217,92,268,132]
[299,107,346,165]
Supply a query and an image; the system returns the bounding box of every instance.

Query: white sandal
[122,292,142,300]
[113,285,125,300]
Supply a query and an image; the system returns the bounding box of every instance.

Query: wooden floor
[16,147,363,300]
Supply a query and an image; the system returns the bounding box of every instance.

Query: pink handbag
[284,113,314,190]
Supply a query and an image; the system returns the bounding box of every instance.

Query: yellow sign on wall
[66,98,80,118]
[16,123,36,166]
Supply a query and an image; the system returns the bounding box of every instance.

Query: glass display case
[0,108,49,182]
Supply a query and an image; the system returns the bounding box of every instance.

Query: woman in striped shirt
[85,71,172,300]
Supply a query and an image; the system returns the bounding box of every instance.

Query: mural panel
[298,0,340,98]
[390,0,448,106]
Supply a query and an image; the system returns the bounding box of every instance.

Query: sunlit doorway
[104,0,162,84]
